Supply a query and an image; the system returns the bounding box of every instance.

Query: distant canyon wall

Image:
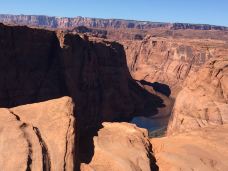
[0,14,228,31]
[123,36,228,96]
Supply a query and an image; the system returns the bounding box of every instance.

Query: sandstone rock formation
[167,57,228,135]
[148,56,228,171]
[0,96,76,171]
[0,23,163,133]
[1,14,228,31]
[123,36,228,96]
[0,23,168,168]
[0,14,169,29]
[81,122,158,171]
[151,124,228,171]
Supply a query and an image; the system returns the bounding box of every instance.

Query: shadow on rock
[139,80,171,97]
[0,24,166,170]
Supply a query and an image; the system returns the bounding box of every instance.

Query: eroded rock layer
[1,14,228,31]
[167,57,228,135]
[123,36,228,96]
[0,96,75,171]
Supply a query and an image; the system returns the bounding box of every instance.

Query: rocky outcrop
[81,122,158,171]
[151,124,228,171]
[0,96,76,171]
[167,57,228,135]
[123,36,228,96]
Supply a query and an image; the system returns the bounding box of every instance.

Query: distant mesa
[0,14,227,31]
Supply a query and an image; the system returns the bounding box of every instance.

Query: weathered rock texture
[151,124,228,171]
[1,14,228,31]
[149,56,228,171]
[81,122,158,171]
[0,96,76,171]
[123,36,228,96]
[167,57,228,135]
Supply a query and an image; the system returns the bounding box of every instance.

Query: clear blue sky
[1,0,228,26]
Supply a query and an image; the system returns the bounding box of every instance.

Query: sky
[0,0,228,26]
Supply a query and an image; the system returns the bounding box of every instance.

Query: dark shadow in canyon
[0,24,161,170]
[131,80,172,140]
[127,80,166,117]
[139,80,171,97]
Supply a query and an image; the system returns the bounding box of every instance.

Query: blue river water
[131,116,170,132]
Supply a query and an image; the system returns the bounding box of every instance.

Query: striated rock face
[149,56,228,171]
[151,124,228,171]
[81,122,158,171]
[0,96,76,171]
[123,36,228,96]
[1,14,228,31]
[0,14,168,29]
[167,57,228,135]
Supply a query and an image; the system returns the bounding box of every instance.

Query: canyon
[0,15,228,171]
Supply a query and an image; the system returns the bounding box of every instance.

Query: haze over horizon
[0,0,228,27]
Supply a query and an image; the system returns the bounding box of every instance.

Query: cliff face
[167,57,228,135]
[123,36,228,96]
[0,23,119,128]
[0,24,67,107]
[0,23,167,170]
[0,23,166,133]
[147,57,228,171]
[1,14,228,31]
[0,14,169,29]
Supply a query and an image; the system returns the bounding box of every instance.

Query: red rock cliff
[0,23,165,133]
